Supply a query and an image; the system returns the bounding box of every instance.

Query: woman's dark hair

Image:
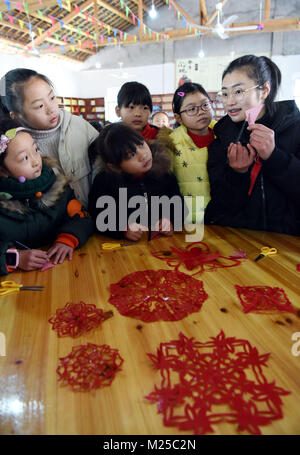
[222,55,281,114]
[173,82,211,115]
[96,122,145,167]
[117,81,153,111]
[0,68,54,117]
[0,116,23,166]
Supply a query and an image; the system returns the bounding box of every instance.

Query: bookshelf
[57,96,105,123]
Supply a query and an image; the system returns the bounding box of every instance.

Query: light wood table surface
[0,226,300,435]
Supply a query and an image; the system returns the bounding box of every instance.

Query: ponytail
[222,55,281,115]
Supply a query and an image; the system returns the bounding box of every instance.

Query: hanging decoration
[235,285,296,314]
[57,343,123,392]
[0,0,169,57]
[145,331,290,435]
[151,242,246,276]
[49,301,113,337]
[109,269,208,322]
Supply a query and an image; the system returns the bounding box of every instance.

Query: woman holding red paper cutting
[0,118,93,276]
[205,55,300,235]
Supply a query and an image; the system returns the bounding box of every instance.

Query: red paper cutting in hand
[109,269,208,322]
[145,331,290,435]
[235,285,296,314]
[151,242,245,276]
[57,343,123,391]
[49,301,113,337]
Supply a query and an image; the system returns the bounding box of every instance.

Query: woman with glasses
[157,82,215,223]
[205,55,300,235]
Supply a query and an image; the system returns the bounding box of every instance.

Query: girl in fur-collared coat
[0,118,93,276]
[88,123,186,241]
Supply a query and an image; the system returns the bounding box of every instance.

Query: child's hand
[247,124,275,160]
[155,218,174,236]
[47,242,74,264]
[227,142,255,173]
[19,249,49,271]
[125,223,148,241]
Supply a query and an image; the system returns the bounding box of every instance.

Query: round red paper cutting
[109,269,208,322]
[49,301,113,337]
[57,343,123,392]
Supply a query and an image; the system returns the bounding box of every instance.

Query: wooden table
[0,226,300,436]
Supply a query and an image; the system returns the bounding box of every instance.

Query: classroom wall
[0,51,82,97]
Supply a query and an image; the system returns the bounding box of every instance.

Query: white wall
[1,50,299,104]
[0,52,82,97]
[77,62,175,98]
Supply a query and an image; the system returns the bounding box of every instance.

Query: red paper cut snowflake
[49,301,113,337]
[151,242,245,276]
[145,331,290,435]
[57,343,123,391]
[235,285,296,314]
[109,269,208,322]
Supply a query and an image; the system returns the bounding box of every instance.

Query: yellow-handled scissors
[254,247,277,262]
[0,280,44,296]
[101,242,135,251]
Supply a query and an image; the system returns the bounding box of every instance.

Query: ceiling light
[198,49,205,58]
[95,62,101,69]
[149,2,157,19]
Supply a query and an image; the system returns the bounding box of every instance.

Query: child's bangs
[121,131,144,160]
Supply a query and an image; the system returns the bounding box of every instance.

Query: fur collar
[0,159,69,215]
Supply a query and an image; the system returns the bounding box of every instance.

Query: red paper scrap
[235,285,296,314]
[145,331,290,435]
[297,264,300,272]
[151,242,245,276]
[49,301,113,337]
[109,269,208,322]
[57,343,123,392]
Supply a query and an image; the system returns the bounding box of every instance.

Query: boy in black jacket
[89,123,186,240]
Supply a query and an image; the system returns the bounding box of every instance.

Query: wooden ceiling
[0,0,299,63]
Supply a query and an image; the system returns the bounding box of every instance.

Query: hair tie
[177,92,185,97]
[0,127,26,155]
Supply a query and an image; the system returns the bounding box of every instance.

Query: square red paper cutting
[235,285,296,314]
[145,331,290,435]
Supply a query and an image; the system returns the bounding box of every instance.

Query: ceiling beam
[97,0,134,25]
[138,0,143,39]
[130,0,149,12]
[32,0,94,47]
[206,0,228,25]
[170,0,198,25]
[265,0,271,19]
[199,0,208,25]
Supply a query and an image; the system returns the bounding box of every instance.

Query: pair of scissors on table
[254,247,277,262]
[0,280,44,296]
[101,243,135,251]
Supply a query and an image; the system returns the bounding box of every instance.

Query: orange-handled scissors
[101,243,135,251]
[0,280,44,296]
[254,247,277,262]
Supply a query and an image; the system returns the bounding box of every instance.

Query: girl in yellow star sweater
[157,82,216,223]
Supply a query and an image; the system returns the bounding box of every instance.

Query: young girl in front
[0,68,99,207]
[205,55,300,235]
[157,82,215,223]
[115,81,159,141]
[0,118,93,276]
[88,123,186,241]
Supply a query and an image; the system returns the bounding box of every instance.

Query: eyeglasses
[218,85,260,103]
[179,101,213,116]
